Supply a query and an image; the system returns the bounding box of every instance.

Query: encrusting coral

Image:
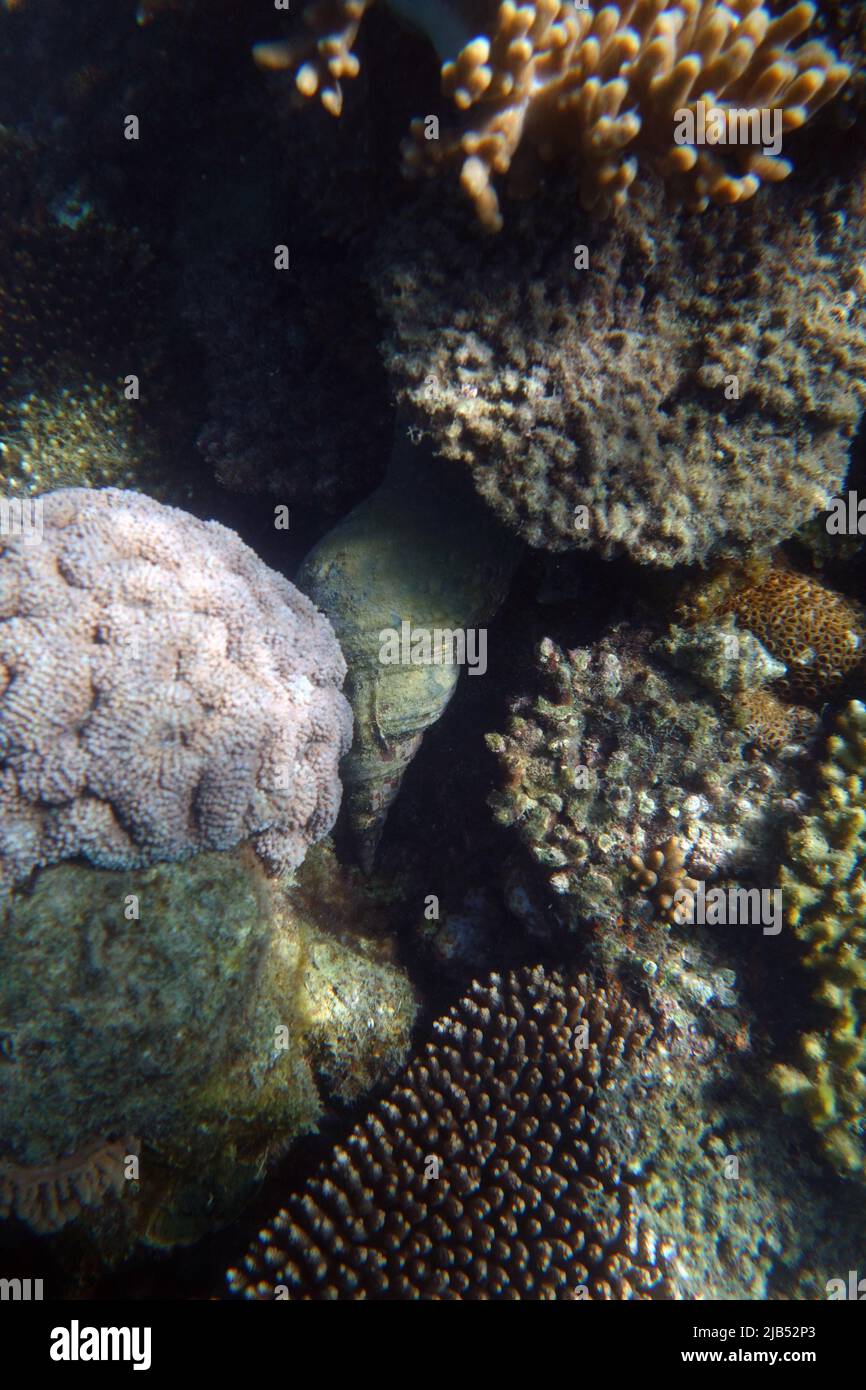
[228,964,680,1300]
[259,1,850,230]
[0,487,352,890]
[716,564,866,705]
[770,700,866,1181]
[374,157,866,566]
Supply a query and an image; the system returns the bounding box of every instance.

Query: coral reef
[0,487,352,889]
[487,624,804,934]
[228,965,680,1299]
[374,159,866,566]
[264,1,849,230]
[298,437,519,870]
[770,700,866,1180]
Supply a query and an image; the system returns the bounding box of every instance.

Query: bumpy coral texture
[263,1,849,231]
[717,565,866,704]
[375,163,866,566]
[487,625,802,932]
[0,487,352,889]
[228,965,679,1299]
[771,701,866,1181]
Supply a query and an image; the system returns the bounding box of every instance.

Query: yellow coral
[770,701,866,1179]
[260,1,850,229]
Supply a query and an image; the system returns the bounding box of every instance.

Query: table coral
[260,1,849,230]
[0,487,352,890]
[770,700,866,1180]
[228,965,680,1299]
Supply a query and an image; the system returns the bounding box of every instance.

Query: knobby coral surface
[771,701,866,1180]
[487,624,804,933]
[0,487,352,890]
[262,1,849,230]
[228,965,680,1299]
[375,161,866,566]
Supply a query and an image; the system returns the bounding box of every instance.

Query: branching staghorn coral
[258,0,850,229]
[771,701,866,1180]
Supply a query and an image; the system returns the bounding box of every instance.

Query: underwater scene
[1,0,866,1326]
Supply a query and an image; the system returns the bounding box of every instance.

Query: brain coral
[771,700,866,1180]
[374,160,866,566]
[228,964,680,1299]
[259,1,849,230]
[0,487,352,890]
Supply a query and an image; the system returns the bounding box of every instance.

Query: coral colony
[1,0,866,1311]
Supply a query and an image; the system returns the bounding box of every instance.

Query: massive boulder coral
[0,487,352,889]
[771,700,866,1180]
[228,965,681,1300]
[374,161,866,566]
[0,843,417,1240]
[259,1,849,230]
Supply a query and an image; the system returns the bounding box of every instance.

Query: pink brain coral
[0,487,352,888]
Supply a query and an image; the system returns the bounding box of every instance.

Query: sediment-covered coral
[262,1,849,230]
[0,487,352,889]
[228,965,680,1300]
[770,700,866,1180]
[374,161,866,566]
[487,624,804,932]
[0,843,416,1239]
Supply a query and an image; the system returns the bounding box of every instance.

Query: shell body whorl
[298,437,520,869]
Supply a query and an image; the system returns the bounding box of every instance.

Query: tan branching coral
[261,1,849,229]
[228,966,680,1299]
[253,0,371,117]
[629,837,701,923]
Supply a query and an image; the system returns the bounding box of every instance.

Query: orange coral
[719,566,866,703]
